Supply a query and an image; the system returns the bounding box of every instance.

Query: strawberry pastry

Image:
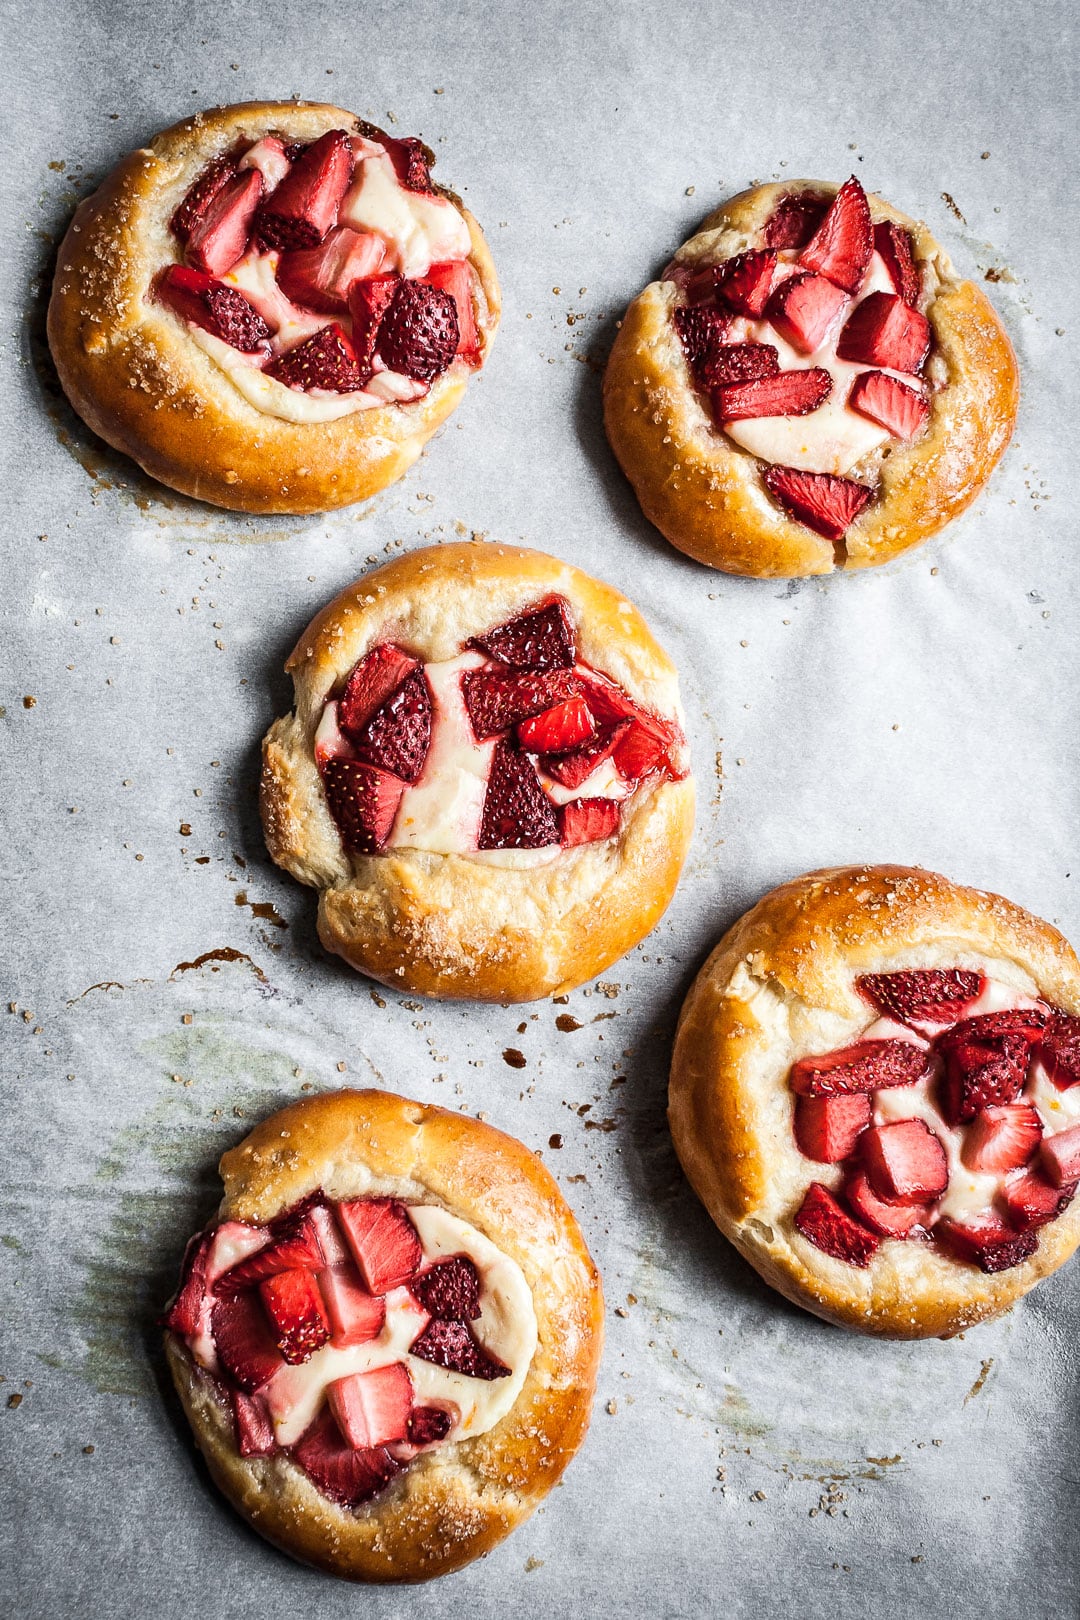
[669,866,1080,1337]
[163,1089,603,1581]
[261,542,694,1001]
[604,176,1018,575]
[47,101,499,512]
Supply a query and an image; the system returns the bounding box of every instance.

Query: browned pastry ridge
[47,101,500,513]
[669,866,1080,1337]
[164,1088,604,1582]
[603,179,1018,576]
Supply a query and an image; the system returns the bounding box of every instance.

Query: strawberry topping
[164,1232,211,1337]
[337,1199,422,1294]
[377,279,460,382]
[790,1038,928,1096]
[383,134,436,195]
[409,1318,511,1380]
[318,1263,387,1347]
[170,156,238,244]
[706,343,780,386]
[714,367,832,422]
[714,250,777,317]
[845,1171,929,1238]
[267,323,364,393]
[276,227,386,313]
[861,1120,948,1203]
[462,668,580,739]
[471,598,576,670]
[348,273,401,380]
[799,176,873,294]
[762,465,872,541]
[156,265,271,354]
[347,668,432,784]
[874,221,921,307]
[407,1406,454,1446]
[1037,1015,1080,1088]
[518,695,596,755]
[766,272,850,355]
[185,168,264,278]
[559,797,621,848]
[338,644,420,736]
[478,740,560,850]
[423,261,480,360]
[320,758,405,854]
[232,1390,276,1457]
[258,1268,330,1364]
[936,1012,1047,1123]
[836,292,931,375]
[934,1216,1037,1274]
[411,1257,482,1320]
[672,305,734,385]
[1040,1121,1080,1187]
[328,1363,413,1450]
[211,1291,284,1391]
[1001,1168,1077,1231]
[541,722,631,789]
[215,1213,324,1292]
[856,969,984,1028]
[793,1093,872,1163]
[255,129,353,250]
[961,1103,1043,1174]
[291,1408,402,1507]
[793,1182,879,1267]
[763,193,829,250]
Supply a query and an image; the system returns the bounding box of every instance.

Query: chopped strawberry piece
[406,1406,453,1446]
[267,323,364,393]
[462,668,580,739]
[766,272,850,354]
[308,1202,350,1266]
[541,722,630,789]
[258,1269,329,1364]
[1040,1122,1080,1187]
[163,1232,211,1336]
[471,598,576,671]
[862,1119,948,1203]
[934,1216,1037,1274]
[216,1213,324,1292]
[411,1257,482,1320]
[211,1292,284,1391]
[944,1009,1051,1044]
[255,129,353,249]
[793,1182,879,1267]
[348,272,401,379]
[612,716,677,781]
[762,465,872,541]
[291,1408,401,1507]
[936,1013,1046,1123]
[790,1039,928,1096]
[409,1318,511,1380]
[347,668,432,784]
[1037,1015,1080,1089]
[170,155,238,244]
[339,644,419,736]
[836,292,931,375]
[320,758,405,854]
[962,1103,1043,1174]
[857,968,984,1028]
[318,1263,388,1347]
[874,221,921,307]
[714,367,832,422]
[328,1363,413,1450]
[185,168,262,278]
[706,343,780,386]
[763,193,829,249]
[423,261,480,361]
[559,797,621,847]
[1001,1168,1077,1230]
[337,1199,422,1294]
[478,739,560,850]
[714,250,777,317]
[377,279,459,382]
[518,694,596,755]
[845,1170,928,1237]
[382,134,435,194]
[848,370,929,440]
[156,265,271,354]
[799,176,873,294]
[672,305,734,386]
[793,1093,872,1163]
[276,227,386,313]
[571,668,642,727]
[232,1389,276,1456]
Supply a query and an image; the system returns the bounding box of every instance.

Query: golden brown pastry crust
[668,865,1080,1338]
[164,1087,604,1582]
[47,102,500,514]
[603,180,1019,576]
[261,541,695,1001]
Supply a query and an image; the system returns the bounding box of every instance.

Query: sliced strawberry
[276,227,386,313]
[836,292,931,375]
[471,598,575,671]
[328,1363,413,1449]
[559,797,621,847]
[763,193,829,249]
[1037,1015,1080,1089]
[936,1014,1046,1123]
[934,1216,1037,1274]
[848,370,929,440]
[762,465,872,541]
[571,668,644,727]
[462,668,580,739]
[672,304,733,386]
[861,1119,948,1204]
[518,695,595,755]
[790,1039,928,1096]
[714,367,832,422]
[938,1009,1050,1046]
[1001,1168,1077,1230]
[163,1231,211,1336]
[714,250,777,317]
[409,1318,511,1380]
[874,221,921,307]
[411,1257,482,1320]
[347,668,432,784]
[541,722,630,789]
[1040,1122,1080,1187]
[793,1093,872,1163]
[383,134,435,194]
[170,155,238,244]
[318,1263,387,1347]
[478,739,560,851]
[337,1199,422,1294]
[423,261,480,360]
[266,323,364,393]
[793,1181,879,1267]
[845,1170,928,1237]
[216,1212,324,1292]
[406,1406,454,1446]
[766,272,850,354]
[255,128,353,249]
[156,265,271,354]
[377,279,459,381]
[211,1292,284,1391]
[707,343,780,386]
[856,968,984,1028]
[339,644,419,736]
[232,1389,276,1456]
[320,758,405,854]
[612,717,677,782]
[799,176,873,294]
[308,1202,351,1266]
[258,1269,329,1364]
[291,1408,401,1507]
[348,272,401,379]
[961,1103,1043,1174]
[185,168,262,278]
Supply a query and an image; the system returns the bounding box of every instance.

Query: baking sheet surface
[2,1,1078,1615]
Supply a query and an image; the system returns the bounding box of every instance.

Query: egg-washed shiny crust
[46,102,500,514]
[260,542,695,1002]
[164,1088,603,1582]
[603,179,1018,577]
[668,866,1080,1338]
